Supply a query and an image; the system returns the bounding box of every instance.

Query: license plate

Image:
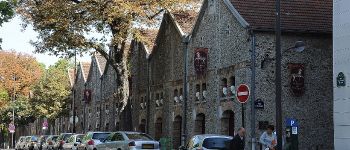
[142,144,154,149]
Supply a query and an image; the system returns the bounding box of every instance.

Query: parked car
[182,134,232,150]
[34,135,49,150]
[62,134,84,150]
[54,133,73,150]
[42,135,59,150]
[24,136,39,150]
[78,132,111,150]
[15,136,27,150]
[96,131,160,150]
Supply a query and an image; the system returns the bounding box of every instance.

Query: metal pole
[73,49,77,133]
[146,56,151,134]
[241,103,245,128]
[275,0,283,150]
[12,75,15,148]
[250,33,256,150]
[181,35,190,146]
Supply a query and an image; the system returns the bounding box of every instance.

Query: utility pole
[12,75,15,149]
[250,32,256,150]
[181,35,190,146]
[275,0,283,150]
[72,49,77,133]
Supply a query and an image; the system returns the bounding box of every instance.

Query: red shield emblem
[194,48,208,75]
[289,64,305,97]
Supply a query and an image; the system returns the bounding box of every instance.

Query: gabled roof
[95,53,107,75]
[80,62,91,82]
[140,29,159,53]
[68,69,75,87]
[230,0,332,33]
[172,10,200,34]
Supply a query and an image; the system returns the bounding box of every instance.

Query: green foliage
[31,59,71,120]
[0,0,16,49]
[0,95,36,126]
[0,0,15,26]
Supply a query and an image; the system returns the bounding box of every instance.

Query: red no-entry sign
[236,84,250,104]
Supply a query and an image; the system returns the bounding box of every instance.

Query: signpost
[42,120,48,130]
[236,84,250,128]
[8,123,15,133]
[285,118,299,150]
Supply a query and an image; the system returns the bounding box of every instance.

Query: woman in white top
[259,125,277,150]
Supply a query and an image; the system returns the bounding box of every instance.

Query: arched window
[105,123,109,131]
[139,119,146,133]
[173,116,182,149]
[155,118,163,140]
[174,89,179,103]
[221,78,228,97]
[202,83,207,100]
[194,113,205,134]
[221,110,235,136]
[115,122,120,131]
[229,76,236,96]
[195,84,201,101]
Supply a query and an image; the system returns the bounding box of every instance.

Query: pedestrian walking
[259,125,277,150]
[230,127,245,150]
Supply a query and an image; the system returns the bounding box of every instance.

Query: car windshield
[202,137,231,150]
[26,137,31,142]
[126,133,153,141]
[52,136,58,141]
[63,134,73,140]
[58,134,72,141]
[32,136,38,141]
[92,133,110,140]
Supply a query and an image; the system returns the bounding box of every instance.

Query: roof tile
[230,0,332,33]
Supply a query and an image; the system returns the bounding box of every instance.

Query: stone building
[131,0,333,149]
[72,61,91,133]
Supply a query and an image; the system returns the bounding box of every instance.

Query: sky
[0,16,90,67]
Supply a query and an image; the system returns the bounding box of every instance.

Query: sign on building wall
[337,72,346,87]
[288,64,305,97]
[84,89,92,103]
[194,48,208,75]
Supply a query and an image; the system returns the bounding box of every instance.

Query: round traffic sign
[9,123,15,133]
[236,84,250,103]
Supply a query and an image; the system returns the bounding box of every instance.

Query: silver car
[34,135,49,150]
[24,136,39,150]
[78,132,111,150]
[42,135,59,150]
[96,131,160,150]
[62,134,84,150]
[15,136,27,150]
[183,134,232,150]
[54,133,74,150]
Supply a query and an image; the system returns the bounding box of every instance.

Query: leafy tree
[0,50,43,98]
[31,59,71,120]
[17,0,197,112]
[0,0,16,48]
[0,50,43,127]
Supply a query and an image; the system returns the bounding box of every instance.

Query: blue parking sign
[286,118,298,127]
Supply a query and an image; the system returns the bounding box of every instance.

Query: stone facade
[130,0,333,150]
[41,0,334,150]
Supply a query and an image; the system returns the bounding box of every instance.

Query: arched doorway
[173,116,182,149]
[155,118,163,140]
[139,119,146,133]
[221,110,235,137]
[194,113,205,135]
